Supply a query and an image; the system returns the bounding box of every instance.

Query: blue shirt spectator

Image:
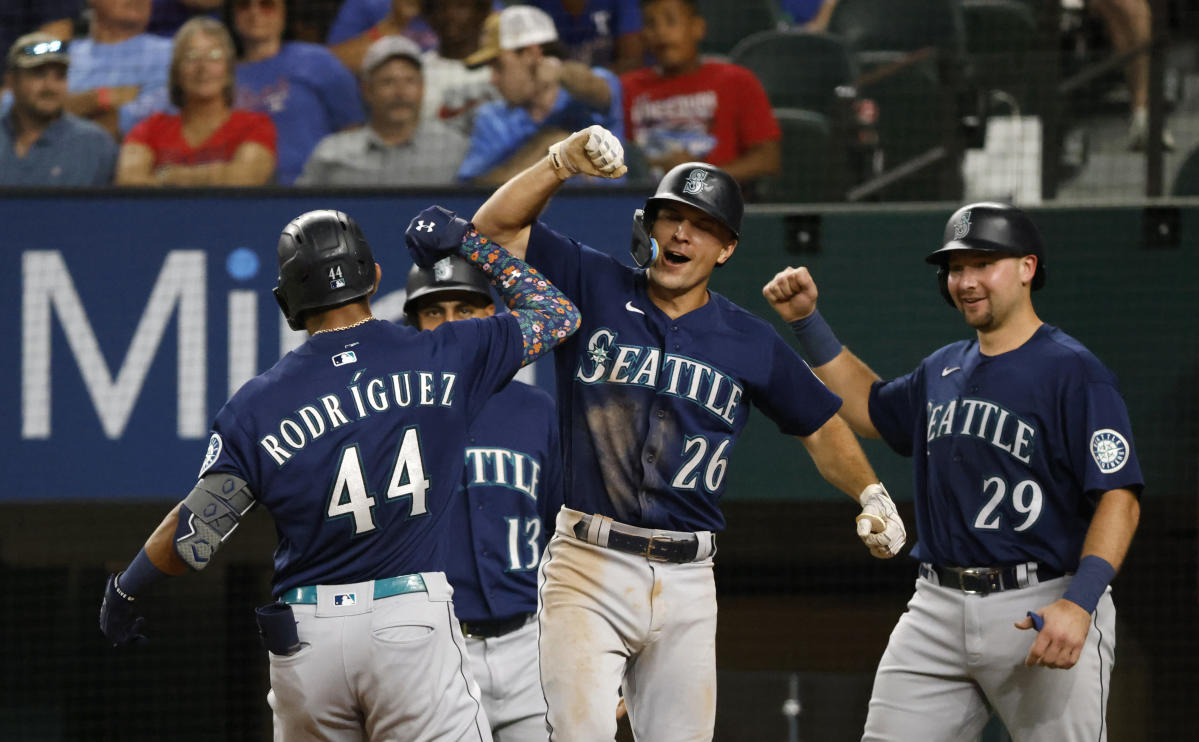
[325,0,439,51]
[233,0,364,185]
[235,42,364,185]
[458,5,623,184]
[527,0,643,72]
[67,33,173,134]
[1,32,116,185]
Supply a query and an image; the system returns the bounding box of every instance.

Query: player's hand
[856,483,906,558]
[1015,598,1092,669]
[99,573,147,647]
[405,205,473,269]
[548,125,627,181]
[762,266,820,323]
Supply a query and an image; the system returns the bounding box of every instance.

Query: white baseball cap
[361,35,423,77]
[464,6,558,69]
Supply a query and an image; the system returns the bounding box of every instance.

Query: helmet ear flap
[630,208,659,268]
[273,286,304,331]
[937,267,954,307]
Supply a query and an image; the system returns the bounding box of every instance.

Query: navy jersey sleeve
[1068,378,1145,497]
[524,220,590,301]
[754,332,842,436]
[438,312,526,421]
[869,366,925,457]
[197,397,260,492]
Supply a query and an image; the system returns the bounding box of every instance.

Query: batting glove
[548,125,628,181]
[100,572,147,647]
[856,483,906,559]
[405,205,472,269]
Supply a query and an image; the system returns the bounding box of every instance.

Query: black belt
[572,515,706,564]
[920,562,1065,595]
[460,613,533,639]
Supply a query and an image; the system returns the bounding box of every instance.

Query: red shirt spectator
[125,108,275,168]
[620,0,779,184]
[622,60,779,169]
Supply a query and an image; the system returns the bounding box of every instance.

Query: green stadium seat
[1170,146,1199,196]
[755,108,841,203]
[696,0,782,57]
[826,0,967,59]
[729,30,858,115]
[961,0,1041,114]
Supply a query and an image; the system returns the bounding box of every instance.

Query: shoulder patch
[199,433,223,477]
[1089,428,1129,473]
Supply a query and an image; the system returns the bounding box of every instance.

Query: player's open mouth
[664,250,690,265]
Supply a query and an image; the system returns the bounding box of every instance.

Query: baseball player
[98,208,580,741]
[404,255,563,741]
[762,202,1143,741]
[470,124,906,742]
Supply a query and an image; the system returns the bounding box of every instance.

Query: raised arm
[763,265,882,438]
[472,125,627,259]
[406,206,581,366]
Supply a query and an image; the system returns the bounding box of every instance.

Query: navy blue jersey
[444,381,564,622]
[869,324,1144,572]
[526,222,842,533]
[197,317,524,596]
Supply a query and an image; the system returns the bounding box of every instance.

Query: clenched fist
[762,266,820,323]
[548,125,627,181]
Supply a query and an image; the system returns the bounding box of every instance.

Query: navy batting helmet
[630,162,743,267]
[274,210,376,331]
[926,202,1047,307]
[403,255,493,321]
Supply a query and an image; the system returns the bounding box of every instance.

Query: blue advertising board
[1,191,642,500]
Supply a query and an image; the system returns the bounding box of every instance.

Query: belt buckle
[645,537,677,562]
[958,568,997,595]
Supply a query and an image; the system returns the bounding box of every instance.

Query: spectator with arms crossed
[115,17,275,185]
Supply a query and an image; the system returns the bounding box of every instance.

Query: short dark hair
[639,0,701,13]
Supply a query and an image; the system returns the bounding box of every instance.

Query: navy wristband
[116,548,170,598]
[1062,555,1116,614]
[788,310,843,367]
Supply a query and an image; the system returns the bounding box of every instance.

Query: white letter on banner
[22,251,207,439]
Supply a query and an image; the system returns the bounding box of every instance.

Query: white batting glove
[856,483,906,559]
[548,125,628,181]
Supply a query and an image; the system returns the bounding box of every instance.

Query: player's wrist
[789,310,842,367]
[116,547,170,598]
[1062,555,1115,614]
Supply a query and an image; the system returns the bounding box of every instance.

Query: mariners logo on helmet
[433,257,454,282]
[1090,429,1129,473]
[683,168,711,195]
[953,209,972,240]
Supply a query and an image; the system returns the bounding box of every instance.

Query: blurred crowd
[0,0,1164,196]
[0,0,844,189]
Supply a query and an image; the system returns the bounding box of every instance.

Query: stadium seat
[697,0,782,57]
[826,0,967,59]
[755,108,840,203]
[1170,145,1199,196]
[729,30,857,115]
[961,0,1041,114]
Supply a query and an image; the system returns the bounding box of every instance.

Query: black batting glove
[100,572,147,647]
[405,205,473,269]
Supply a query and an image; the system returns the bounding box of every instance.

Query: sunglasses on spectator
[234,0,279,10]
[18,40,66,58]
[183,48,228,62]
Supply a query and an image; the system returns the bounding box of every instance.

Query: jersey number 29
[974,475,1043,532]
[328,427,431,534]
